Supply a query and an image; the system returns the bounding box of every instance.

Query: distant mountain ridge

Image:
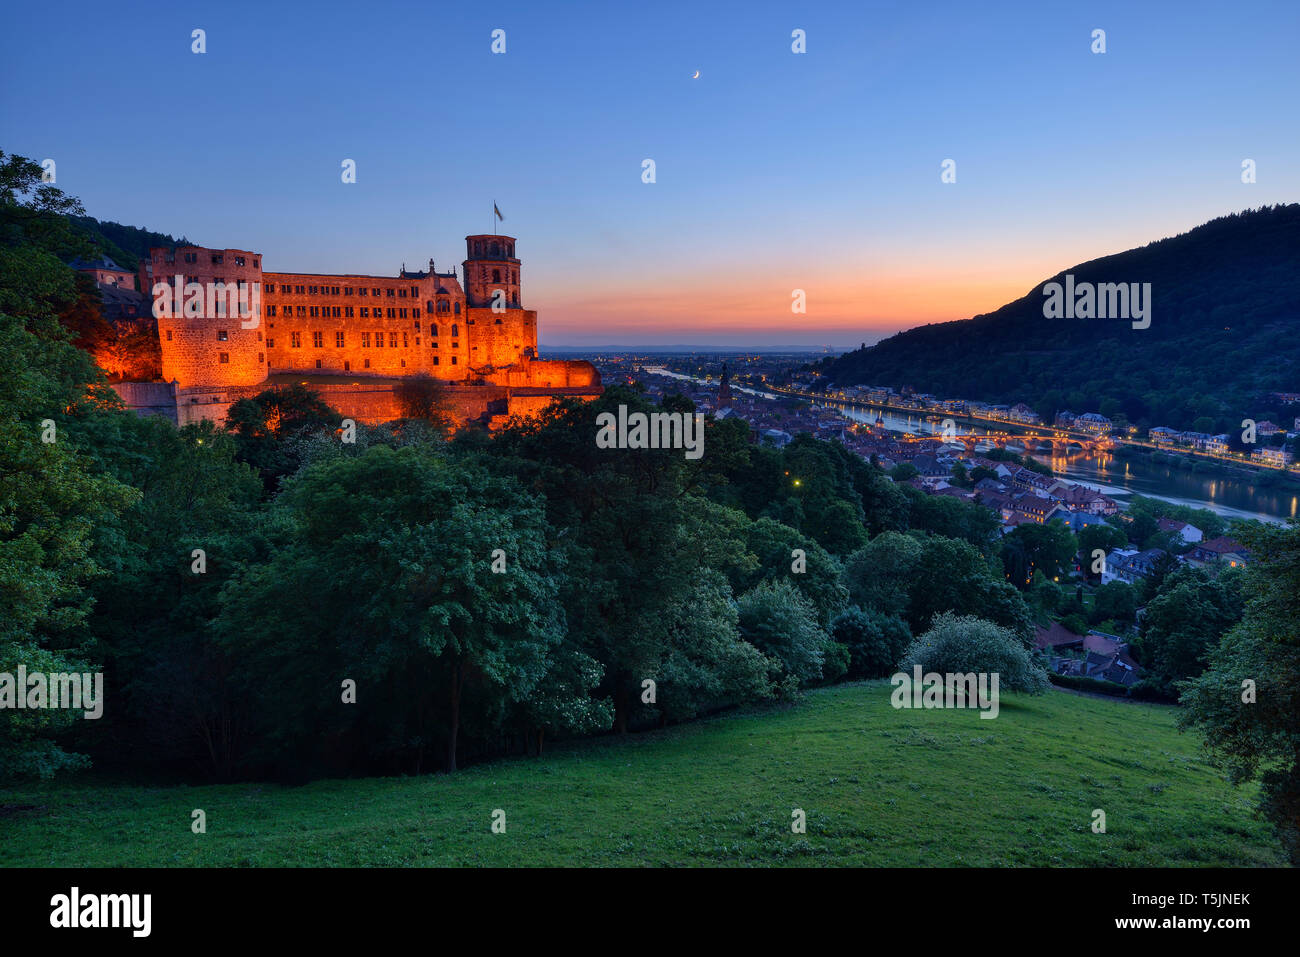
[821,205,1300,432]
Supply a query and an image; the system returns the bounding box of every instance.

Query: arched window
[492,269,501,282]
[451,324,459,336]
[454,302,460,315]
[490,242,499,256]
[429,324,438,336]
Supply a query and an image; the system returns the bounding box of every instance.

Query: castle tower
[462,235,521,309]
[151,245,269,388]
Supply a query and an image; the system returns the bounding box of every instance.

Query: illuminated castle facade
[126,235,600,427]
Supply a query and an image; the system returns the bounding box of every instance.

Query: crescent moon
[691,70,700,79]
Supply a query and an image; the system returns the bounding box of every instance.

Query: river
[646,367,1297,524]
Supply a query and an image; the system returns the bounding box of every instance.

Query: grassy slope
[0,683,1282,867]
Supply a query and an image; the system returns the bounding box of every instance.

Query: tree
[1089,581,1139,626]
[0,152,137,779]
[736,578,828,688]
[225,383,342,491]
[1001,520,1077,587]
[831,606,911,678]
[1180,521,1300,861]
[1078,522,1128,580]
[217,446,569,774]
[394,372,452,431]
[898,613,1048,694]
[1136,566,1244,697]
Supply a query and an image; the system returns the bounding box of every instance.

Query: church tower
[462,235,521,309]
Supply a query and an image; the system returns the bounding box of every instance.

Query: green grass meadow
[0,683,1282,867]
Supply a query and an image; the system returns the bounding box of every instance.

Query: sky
[2,0,1297,348]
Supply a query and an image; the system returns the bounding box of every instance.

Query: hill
[66,215,187,272]
[0,683,1281,866]
[821,205,1300,432]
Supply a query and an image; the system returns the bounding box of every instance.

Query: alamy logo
[50,887,151,937]
[890,666,999,719]
[1042,274,1151,329]
[152,274,261,329]
[596,405,705,460]
[0,667,103,719]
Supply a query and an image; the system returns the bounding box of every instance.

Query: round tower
[462,235,521,309]
[152,245,268,388]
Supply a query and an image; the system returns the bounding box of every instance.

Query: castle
[104,234,601,428]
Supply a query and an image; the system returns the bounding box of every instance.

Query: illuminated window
[218,352,229,363]
[217,330,228,341]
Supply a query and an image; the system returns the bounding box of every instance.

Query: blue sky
[2,0,1296,347]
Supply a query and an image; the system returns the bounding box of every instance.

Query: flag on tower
[493,203,504,222]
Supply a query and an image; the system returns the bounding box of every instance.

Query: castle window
[333,287,340,295]
[429,324,437,337]
[361,332,370,347]
[257,331,262,341]
[372,288,380,296]
[415,336,420,345]
[297,306,307,317]
[399,308,407,318]
[345,287,353,295]
[375,331,384,348]
[313,332,323,348]
[212,254,223,264]
[451,324,458,336]
[345,307,354,318]
[234,256,246,267]
[184,252,197,264]
[386,288,394,297]
[398,289,407,298]
[388,333,397,348]
[310,307,319,317]
[402,332,408,348]
[400,359,406,368]
[359,288,367,296]
[296,285,305,294]
[266,338,274,348]
[493,269,501,282]
[364,359,371,369]
[495,318,502,324]
[336,332,345,347]
[258,352,264,363]
[217,330,228,341]
[491,243,499,256]
[387,308,396,318]
[315,360,322,369]
[218,352,229,363]
[433,356,439,365]
[451,356,457,365]
[360,307,369,318]
[452,341,458,349]
[165,329,173,341]
[290,332,301,348]
[332,307,341,317]
[267,305,276,317]
[411,286,418,296]
[454,302,460,314]
[254,259,259,268]
[309,286,318,294]
[265,283,275,293]
[344,361,350,371]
